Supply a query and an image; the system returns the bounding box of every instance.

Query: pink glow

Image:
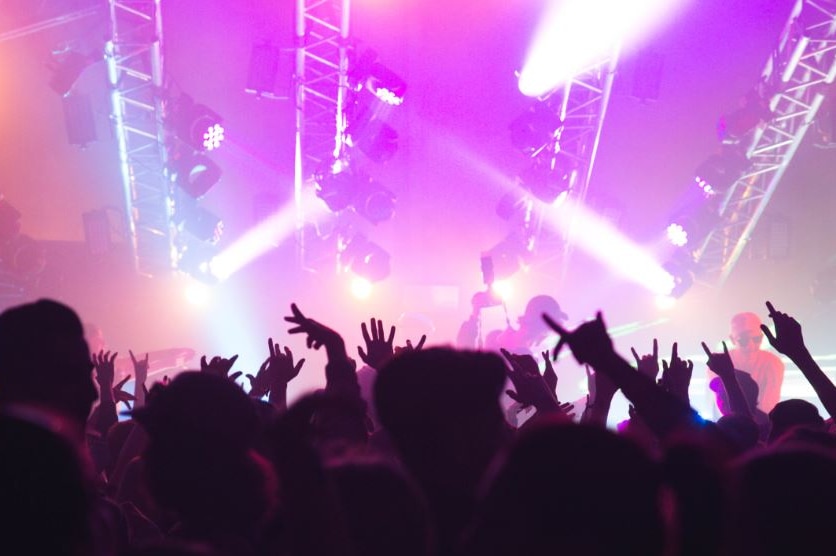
[519,0,691,97]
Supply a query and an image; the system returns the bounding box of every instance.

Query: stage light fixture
[666,223,688,247]
[48,50,96,96]
[519,155,575,204]
[355,121,399,163]
[509,103,562,154]
[366,62,406,106]
[169,95,225,152]
[694,148,748,195]
[662,252,696,298]
[354,179,396,225]
[340,234,391,282]
[170,152,223,199]
[717,89,773,145]
[176,241,219,285]
[484,234,532,280]
[315,168,358,212]
[174,195,223,244]
[62,93,97,147]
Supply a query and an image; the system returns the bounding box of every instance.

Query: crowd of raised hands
[2,298,836,556]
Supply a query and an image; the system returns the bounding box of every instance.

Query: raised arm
[761,301,836,420]
[285,303,358,398]
[701,341,752,419]
[544,312,702,438]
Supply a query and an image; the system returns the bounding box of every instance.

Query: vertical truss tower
[527,51,619,276]
[697,0,836,283]
[106,0,174,277]
[294,0,350,235]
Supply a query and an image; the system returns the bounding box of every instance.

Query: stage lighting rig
[349,49,406,106]
[518,153,576,204]
[314,164,396,224]
[509,103,562,155]
[339,233,391,282]
[167,94,225,152]
[169,151,223,199]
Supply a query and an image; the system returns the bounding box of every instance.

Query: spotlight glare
[185,280,211,306]
[519,0,688,96]
[350,276,373,300]
[546,199,675,296]
[666,223,688,247]
[491,279,514,302]
[203,123,225,151]
[654,294,677,311]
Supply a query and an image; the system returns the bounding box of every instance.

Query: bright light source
[491,279,514,302]
[654,294,677,311]
[211,202,297,281]
[203,123,225,151]
[519,0,689,97]
[185,281,211,306]
[666,223,688,247]
[350,276,373,300]
[375,88,404,106]
[545,198,675,296]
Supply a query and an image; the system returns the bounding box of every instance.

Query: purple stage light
[203,123,225,151]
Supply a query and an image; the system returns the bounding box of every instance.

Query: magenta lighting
[518,0,690,97]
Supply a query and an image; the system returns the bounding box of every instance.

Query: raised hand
[701,341,735,379]
[200,353,241,381]
[246,338,305,400]
[129,350,149,388]
[357,318,396,369]
[93,350,118,398]
[500,348,558,412]
[761,300,807,360]
[112,374,136,410]
[541,350,558,394]
[394,334,427,355]
[246,358,272,399]
[543,311,616,368]
[630,339,660,381]
[285,303,346,355]
[659,342,693,403]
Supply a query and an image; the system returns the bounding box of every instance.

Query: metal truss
[529,52,619,270]
[294,0,351,268]
[105,0,174,277]
[697,0,836,283]
[294,0,350,178]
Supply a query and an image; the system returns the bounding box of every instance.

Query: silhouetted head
[0,413,95,556]
[373,347,509,549]
[329,460,434,556]
[0,299,96,426]
[134,372,276,542]
[518,294,566,339]
[731,447,836,556]
[465,420,664,556]
[767,399,824,444]
[374,348,507,474]
[716,414,761,452]
[729,312,764,355]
